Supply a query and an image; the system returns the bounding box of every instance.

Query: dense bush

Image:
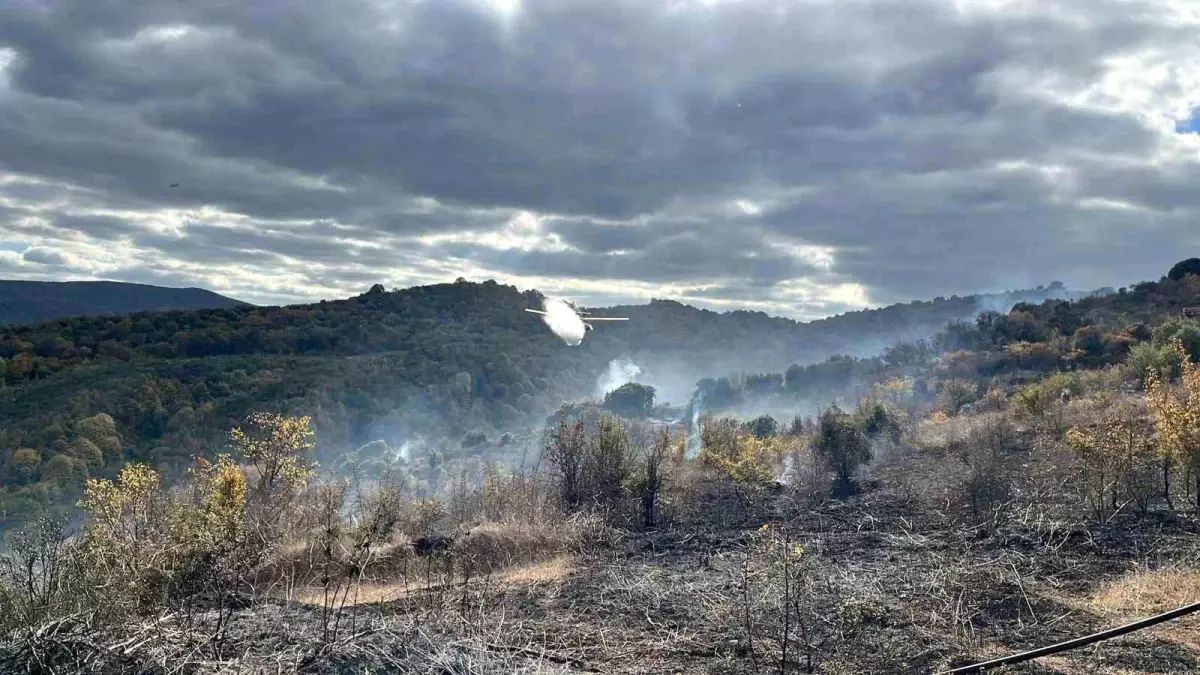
[602,383,656,418]
[814,407,872,497]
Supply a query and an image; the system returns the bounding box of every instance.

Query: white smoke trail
[542,297,581,341]
[685,392,704,459]
[355,439,389,458]
[390,437,420,464]
[778,450,796,483]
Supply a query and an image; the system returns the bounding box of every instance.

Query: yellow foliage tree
[175,453,249,557]
[872,377,914,407]
[230,412,317,537]
[1066,403,1156,517]
[701,426,784,489]
[1146,340,1200,509]
[1015,381,1058,421]
[726,435,784,488]
[699,416,786,519]
[77,463,170,609]
[74,412,317,616]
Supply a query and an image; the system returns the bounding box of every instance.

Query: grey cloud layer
[0,0,1197,315]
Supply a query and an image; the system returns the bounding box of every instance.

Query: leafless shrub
[785,445,833,505]
[626,427,682,530]
[717,523,830,674]
[0,517,80,629]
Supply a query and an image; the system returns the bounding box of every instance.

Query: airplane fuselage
[526,297,625,346]
[543,298,587,345]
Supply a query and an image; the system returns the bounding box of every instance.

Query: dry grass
[1092,566,1200,617]
[286,554,576,607]
[502,554,573,584]
[1089,565,1200,655]
[261,517,587,609]
[1012,565,1200,672]
[253,516,590,587]
[454,521,577,572]
[1037,654,1158,675]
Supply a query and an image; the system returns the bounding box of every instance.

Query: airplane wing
[524,308,549,316]
[582,316,629,321]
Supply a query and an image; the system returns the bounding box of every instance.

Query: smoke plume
[595,357,643,398]
[685,390,704,459]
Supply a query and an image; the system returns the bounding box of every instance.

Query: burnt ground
[422,491,1198,675]
[5,476,1197,675]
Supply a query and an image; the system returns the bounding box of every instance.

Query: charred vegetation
[1,262,1200,672]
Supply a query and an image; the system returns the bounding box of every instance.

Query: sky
[0,0,1198,319]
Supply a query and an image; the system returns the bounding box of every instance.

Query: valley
[0,266,1198,673]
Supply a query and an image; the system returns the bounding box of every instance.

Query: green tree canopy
[742,414,779,439]
[814,407,872,497]
[603,383,656,418]
[1167,258,1200,281]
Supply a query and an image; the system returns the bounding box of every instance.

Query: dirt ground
[163,481,1199,675]
[15,478,1196,674]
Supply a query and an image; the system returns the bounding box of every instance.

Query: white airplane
[525,297,628,346]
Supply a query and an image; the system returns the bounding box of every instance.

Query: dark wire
[935,600,1200,674]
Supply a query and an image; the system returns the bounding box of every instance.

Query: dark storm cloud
[0,0,1197,313]
[546,219,664,256]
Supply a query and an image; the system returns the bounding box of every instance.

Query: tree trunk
[1185,464,1196,509]
[642,489,657,529]
[1163,457,1173,510]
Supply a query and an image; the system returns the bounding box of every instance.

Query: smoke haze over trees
[0,269,1191,532]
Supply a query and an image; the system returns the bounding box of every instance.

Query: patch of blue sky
[0,241,26,253]
[1174,109,1198,134]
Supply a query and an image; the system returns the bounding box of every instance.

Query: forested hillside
[0,277,1110,530]
[0,280,249,326]
[3,263,1199,673]
[588,282,1092,378]
[692,266,1200,423]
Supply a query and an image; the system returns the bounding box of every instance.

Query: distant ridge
[0,279,250,326]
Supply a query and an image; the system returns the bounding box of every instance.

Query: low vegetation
[0,348,1197,673]
[0,280,1092,533]
[0,262,1198,672]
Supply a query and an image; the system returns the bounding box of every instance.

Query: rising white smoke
[392,437,421,463]
[777,450,796,483]
[595,357,643,398]
[685,391,704,459]
[350,437,417,466]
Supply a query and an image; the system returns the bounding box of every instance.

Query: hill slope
[0,278,1102,530]
[0,280,249,325]
[585,282,1094,391]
